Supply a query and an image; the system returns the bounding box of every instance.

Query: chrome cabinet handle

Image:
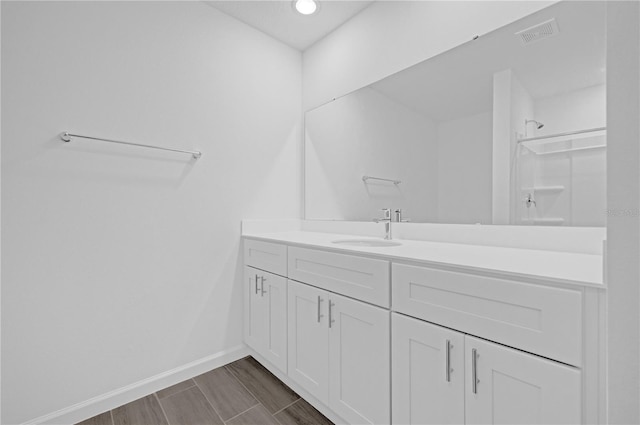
[260,276,267,296]
[445,340,452,382]
[254,274,259,295]
[317,296,323,323]
[472,348,479,394]
[328,300,335,328]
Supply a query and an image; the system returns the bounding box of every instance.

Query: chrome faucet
[374,208,392,240]
[394,209,411,223]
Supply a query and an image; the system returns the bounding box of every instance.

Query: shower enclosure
[514,127,606,226]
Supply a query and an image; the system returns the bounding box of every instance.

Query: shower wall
[492,68,535,224]
[517,84,607,226]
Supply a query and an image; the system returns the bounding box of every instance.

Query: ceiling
[206,0,374,51]
[370,1,606,122]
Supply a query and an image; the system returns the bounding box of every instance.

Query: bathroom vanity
[242,225,605,425]
[242,2,608,424]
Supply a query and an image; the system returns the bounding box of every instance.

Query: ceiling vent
[515,18,560,45]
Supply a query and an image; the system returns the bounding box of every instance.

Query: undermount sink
[331,238,402,247]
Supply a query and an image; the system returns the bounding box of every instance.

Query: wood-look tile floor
[77,356,333,425]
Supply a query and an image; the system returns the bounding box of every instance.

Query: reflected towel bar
[60,132,202,159]
[362,175,401,185]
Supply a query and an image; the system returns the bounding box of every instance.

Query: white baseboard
[23,345,250,425]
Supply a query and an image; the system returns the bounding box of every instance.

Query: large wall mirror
[305,1,606,226]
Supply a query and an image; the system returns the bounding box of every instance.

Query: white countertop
[243,230,604,287]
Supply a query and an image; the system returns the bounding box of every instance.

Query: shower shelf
[534,144,606,156]
[518,127,606,155]
[521,185,565,193]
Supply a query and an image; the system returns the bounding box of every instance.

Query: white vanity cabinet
[392,263,583,367]
[243,238,391,425]
[287,280,329,403]
[243,235,603,425]
[392,313,465,425]
[243,239,288,373]
[243,266,288,372]
[244,238,287,276]
[286,244,392,423]
[288,280,391,425]
[327,291,390,425]
[393,313,581,425]
[465,335,581,425]
[288,246,390,307]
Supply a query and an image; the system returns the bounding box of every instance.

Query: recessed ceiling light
[294,0,318,15]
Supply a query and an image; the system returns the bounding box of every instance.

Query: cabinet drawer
[244,239,287,277]
[288,246,390,307]
[393,263,582,367]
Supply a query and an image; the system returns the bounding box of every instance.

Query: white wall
[302,1,555,111]
[436,112,493,224]
[1,2,301,424]
[492,70,512,225]
[305,88,437,222]
[606,2,640,423]
[535,84,606,136]
[0,2,3,422]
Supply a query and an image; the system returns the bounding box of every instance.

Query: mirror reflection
[305,1,606,226]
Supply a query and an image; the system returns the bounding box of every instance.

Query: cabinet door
[465,336,581,425]
[261,272,288,372]
[244,266,265,352]
[287,280,329,405]
[328,292,390,425]
[392,313,465,425]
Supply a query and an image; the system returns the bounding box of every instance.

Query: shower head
[525,119,544,129]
